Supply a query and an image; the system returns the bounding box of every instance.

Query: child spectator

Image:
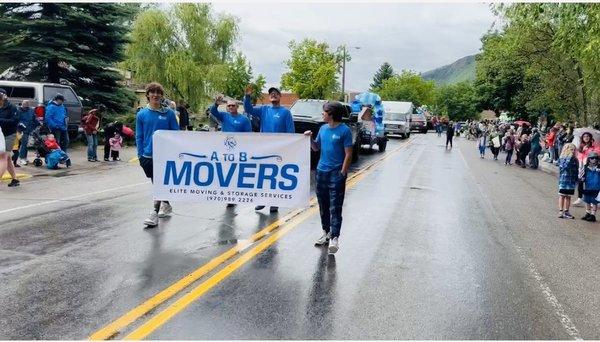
[580,151,600,221]
[558,143,578,219]
[109,132,123,161]
[44,134,71,169]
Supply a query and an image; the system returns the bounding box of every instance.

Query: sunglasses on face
[227,105,236,107]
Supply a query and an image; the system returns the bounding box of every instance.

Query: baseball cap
[268,87,281,95]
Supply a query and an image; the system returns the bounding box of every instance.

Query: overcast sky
[210,2,497,92]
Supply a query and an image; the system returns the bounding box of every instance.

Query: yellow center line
[89,138,413,340]
[124,169,371,340]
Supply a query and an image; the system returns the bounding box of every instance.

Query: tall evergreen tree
[370,62,394,91]
[0,3,137,113]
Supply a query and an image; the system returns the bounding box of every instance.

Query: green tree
[224,52,265,103]
[280,39,341,99]
[434,82,479,121]
[0,3,138,113]
[370,62,394,91]
[378,70,435,107]
[123,4,238,112]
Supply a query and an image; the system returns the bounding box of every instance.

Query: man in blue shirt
[45,94,69,153]
[136,82,180,227]
[17,100,40,165]
[210,96,252,133]
[244,85,295,212]
[304,101,353,255]
[210,95,252,208]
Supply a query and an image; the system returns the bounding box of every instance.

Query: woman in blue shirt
[305,101,353,255]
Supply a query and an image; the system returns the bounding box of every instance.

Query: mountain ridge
[422,54,477,85]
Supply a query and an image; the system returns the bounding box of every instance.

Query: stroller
[30,124,50,167]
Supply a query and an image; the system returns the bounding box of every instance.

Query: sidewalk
[1,144,139,182]
[538,159,559,177]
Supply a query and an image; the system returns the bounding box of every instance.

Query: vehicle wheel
[33,158,43,167]
[378,139,387,152]
[400,133,406,139]
[421,129,427,134]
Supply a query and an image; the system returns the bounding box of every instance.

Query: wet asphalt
[1,133,599,339]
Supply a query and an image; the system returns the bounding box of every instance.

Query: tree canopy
[123,3,239,112]
[0,3,138,113]
[370,62,394,91]
[378,70,435,107]
[224,53,265,103]
[280,39,343,99]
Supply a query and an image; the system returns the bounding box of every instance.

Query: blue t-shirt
[315,123,353,172]
[210,105,252,133]
[135,106,179,158]
[243,95,295,133]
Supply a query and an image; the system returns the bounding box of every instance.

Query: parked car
[410,114,428,133]
[289,99,360,169]
[0,80,83,138]
[382,101,413,139]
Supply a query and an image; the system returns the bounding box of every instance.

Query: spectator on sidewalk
[489,127,501,160]
[82,105,104,162]
[45,94,69,153]
[109,132,123,161]
[580,151,600,222]
[503,129,516,165]
[518,134,531,168]
[0,88,20,187]
[43,133,71,169]
[477,127,488,159]
[545,125,558,163]
[529,128,542,169]
[16,100,40,166]
[573,132,595,207]
[103,121,123,162]
[305,101,353,255]
[136,82,179,228]
[558,143,578,219]
[244,85,295,213]
[177,101,191,131]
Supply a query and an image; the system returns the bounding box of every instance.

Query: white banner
[152,131,310,207]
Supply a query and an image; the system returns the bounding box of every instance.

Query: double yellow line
[89,139,411,340]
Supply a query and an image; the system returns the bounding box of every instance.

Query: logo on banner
[163,138,298,191]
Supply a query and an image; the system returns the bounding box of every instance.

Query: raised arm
[243,85,262,118]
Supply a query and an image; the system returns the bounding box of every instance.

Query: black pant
[139,156,169,211]
[446,136,453,148]
[578,180,584,199]
[111,150,120,160]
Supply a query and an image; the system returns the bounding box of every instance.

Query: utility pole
[340,45,360,102]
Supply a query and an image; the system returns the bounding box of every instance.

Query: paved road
[1,133,598,339]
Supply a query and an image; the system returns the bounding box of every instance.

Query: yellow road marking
[128,157,139,163]
[89,138,413,340]
[124,170,372,340]
[1,172,32,181]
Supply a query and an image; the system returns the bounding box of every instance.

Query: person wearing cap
[580,151,600,222]
[304,101,353,255]
[0,88,20,187]
[244,85,295,213]
[45,94,69,153]
[82,104,105,162]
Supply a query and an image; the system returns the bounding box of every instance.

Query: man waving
[243,85,295,212]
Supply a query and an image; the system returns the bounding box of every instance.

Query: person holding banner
[136,82,180,228]
[304,101,353,255]
[244,85,295,213]
[210,95,252,207]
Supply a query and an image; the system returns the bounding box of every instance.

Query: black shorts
[139,156,153,181]
[559,188,575,196]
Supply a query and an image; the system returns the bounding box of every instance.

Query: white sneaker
[573,198,584,207]
[17,158,28,166]
[328,237,339,254]
[143,212,158,227]
[158,202,172,218]
[314,230,331,246]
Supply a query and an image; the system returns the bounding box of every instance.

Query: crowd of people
[461,120,600,222]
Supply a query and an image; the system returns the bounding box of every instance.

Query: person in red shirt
[81,105,104,162]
